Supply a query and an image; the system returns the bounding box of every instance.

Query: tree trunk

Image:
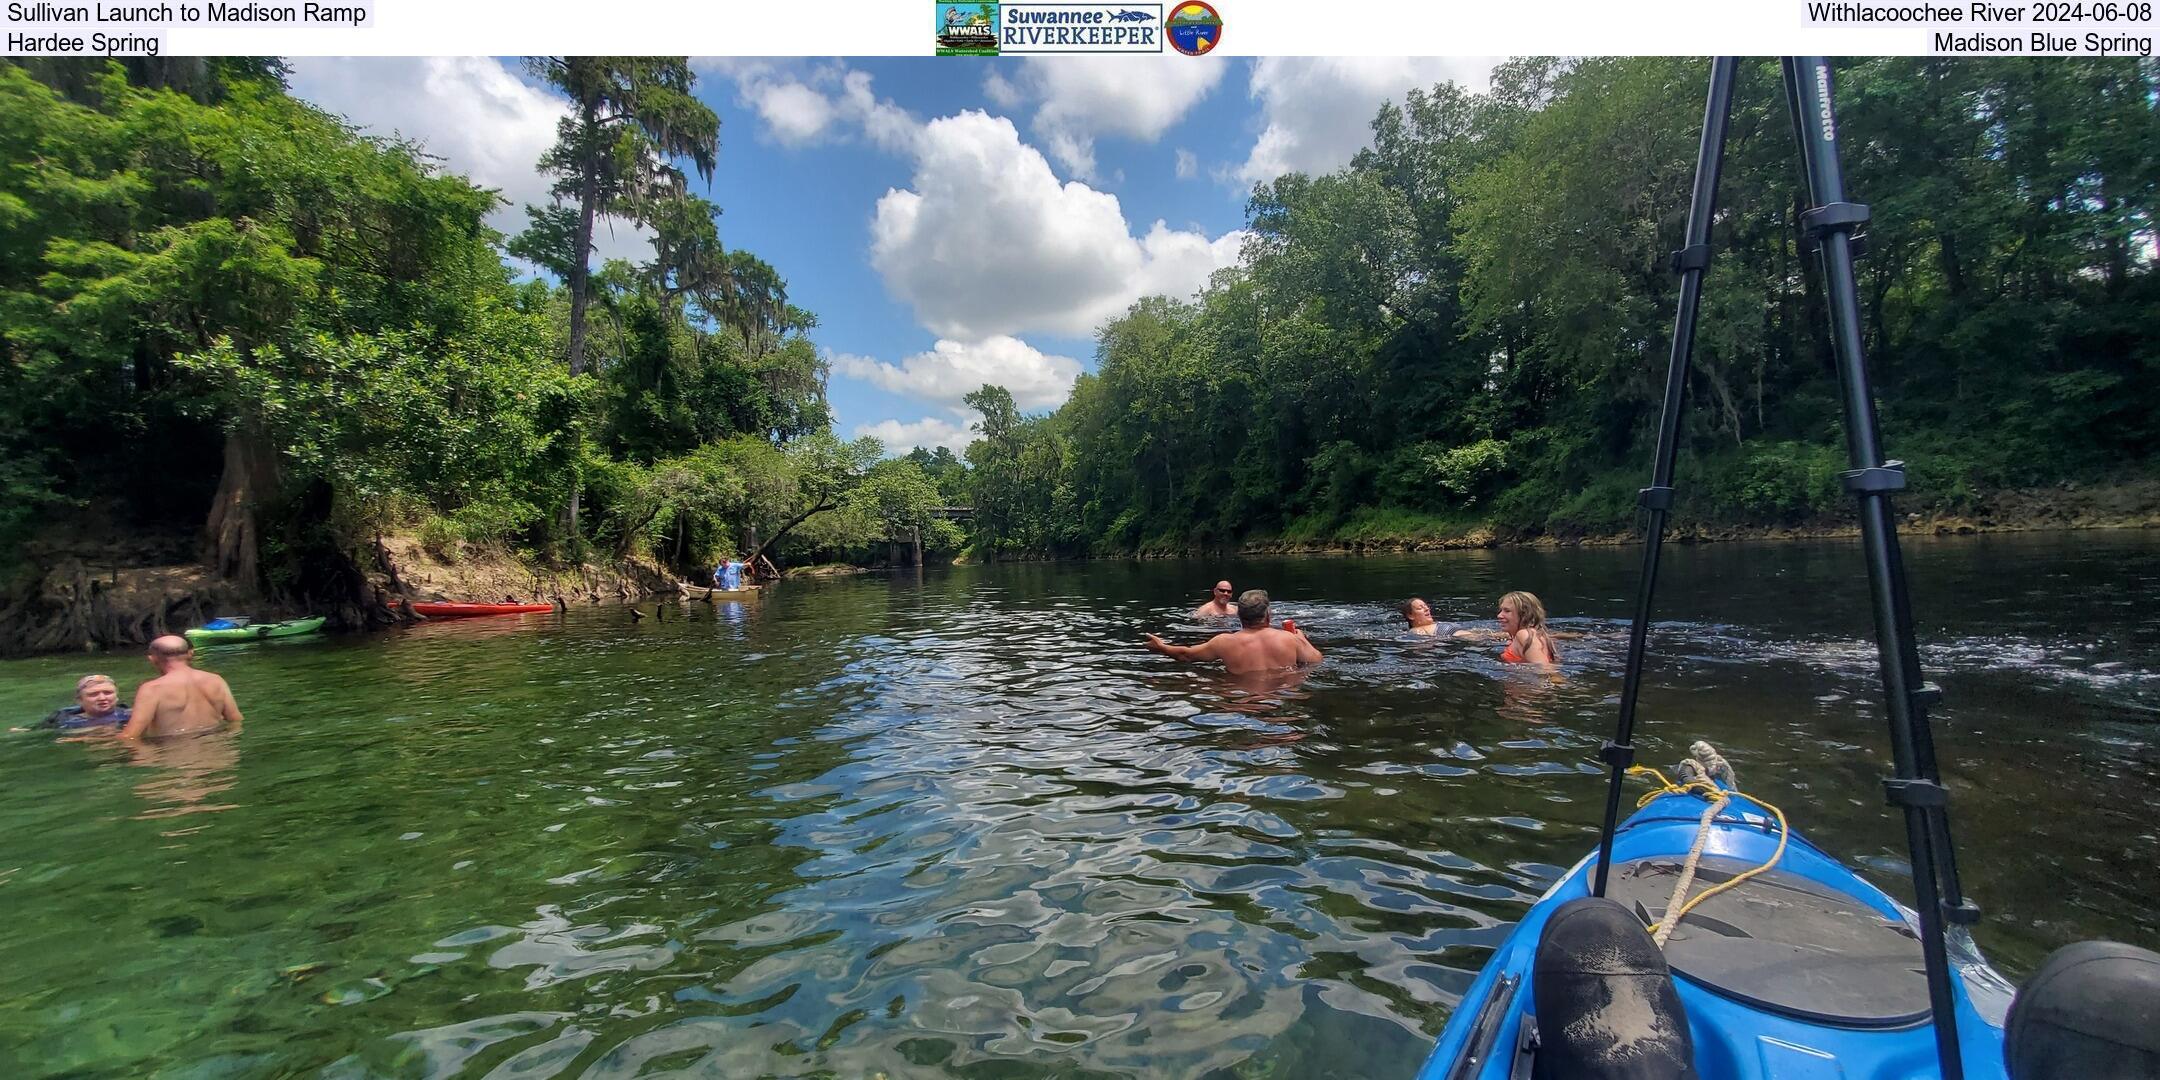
[748,499,833,566]
[566,153,601,376]
[1938,231,1966,300]
[205,427,271,587]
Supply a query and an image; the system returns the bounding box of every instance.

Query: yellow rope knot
[1625,762,1791,948]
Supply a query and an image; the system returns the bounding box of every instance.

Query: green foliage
[517,56,721,376]
[1378,439,1510,510]
[177,299,583,523]
[905,445,970,505]
[1,59,869,594]
[5,56,2154,599]
[1,61,528,568]
[1685,443,1845,524]
[958,57,2157,555]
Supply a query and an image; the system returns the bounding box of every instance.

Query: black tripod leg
[1593,56,1738,898]
[1783,55,1966,1080]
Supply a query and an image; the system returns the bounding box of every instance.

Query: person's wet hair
[76,674,116,694]
[1501,591,1549,630]
[1237,589,1271,627]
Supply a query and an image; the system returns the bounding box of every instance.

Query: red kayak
[410,602,557,618]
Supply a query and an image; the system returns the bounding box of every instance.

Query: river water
[3,533,2156,1078]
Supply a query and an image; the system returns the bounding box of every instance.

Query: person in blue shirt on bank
[714,556,746,592]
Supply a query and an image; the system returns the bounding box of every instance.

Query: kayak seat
[1532,896,1699,1080]
[1607,854,1931,1028]
[2005,940,2160,1080]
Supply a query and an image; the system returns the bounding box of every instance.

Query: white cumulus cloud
[855,416,980,454]
[871,111,1244,341]
[831,336,1081,414]
[698,62,1241,341]
[288,57,654,265]
[698,59,919,154]
[1234,57,1501,188]
[985,57,1227,181]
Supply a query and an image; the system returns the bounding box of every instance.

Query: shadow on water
[0,531,2154,1076]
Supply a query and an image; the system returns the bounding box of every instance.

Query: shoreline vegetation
[2,478,2152,658]
[959,476,2159,561]
[3,57,2153,656]
[24,486,2144,659]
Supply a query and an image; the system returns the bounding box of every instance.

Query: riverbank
[0,529,678,658]
[372,535,674,608]
[1129,478,2160,557]
[5,480,2151,655]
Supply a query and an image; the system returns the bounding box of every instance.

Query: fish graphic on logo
[1108,8,1153,20]
[1167,0,1221,55]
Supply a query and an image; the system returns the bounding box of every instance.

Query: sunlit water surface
[3,534,2156,1078]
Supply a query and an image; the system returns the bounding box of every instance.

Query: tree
[905,445,970,505]
[1,64,510,584]
[519,57,719,377]
[962,385,1025,553]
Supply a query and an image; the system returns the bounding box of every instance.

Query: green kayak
[184,616,327,645]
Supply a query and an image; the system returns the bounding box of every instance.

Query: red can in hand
[1282,619,1298,633]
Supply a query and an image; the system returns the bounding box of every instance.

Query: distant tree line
[956,57,2158,557]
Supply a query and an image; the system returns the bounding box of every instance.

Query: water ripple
[0,538,2154,1076]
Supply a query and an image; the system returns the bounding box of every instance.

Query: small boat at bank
[674,581,763,602]
[409,602,557,618]
[184,616,327,645]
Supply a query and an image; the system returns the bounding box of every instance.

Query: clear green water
[4,534,2157,1078]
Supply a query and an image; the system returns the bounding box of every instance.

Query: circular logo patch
[1167,1,1222,55]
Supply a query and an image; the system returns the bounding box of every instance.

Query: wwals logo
[937,3,1001,55]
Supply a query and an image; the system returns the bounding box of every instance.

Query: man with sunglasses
[1193,580,1237,619]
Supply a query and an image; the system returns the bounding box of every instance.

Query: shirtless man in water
[120,636,245,741]
[1147,589,1322,674]
[1193,580,1237,619]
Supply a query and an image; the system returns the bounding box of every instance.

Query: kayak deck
[1417,787,2011,1080]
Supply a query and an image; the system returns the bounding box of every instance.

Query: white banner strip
[3,0,2153,56]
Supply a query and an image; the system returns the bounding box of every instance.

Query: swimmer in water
[1402,597,1440,636]
[20,674,132,733]
[1148,589,1322,674]
[121,636,245,741]
[1494,591,1559,664]
[1194,580,1237,619]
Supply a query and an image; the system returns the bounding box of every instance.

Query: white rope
[1655,795,1722,949]
[1651,741,1740,949]
[1689,740,1737,787]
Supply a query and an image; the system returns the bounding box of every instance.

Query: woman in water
[14,674,131,733]
[1401,597,1440,636]
[1456,591,1561,664]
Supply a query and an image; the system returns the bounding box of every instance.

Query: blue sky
[286,56,1497,452]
